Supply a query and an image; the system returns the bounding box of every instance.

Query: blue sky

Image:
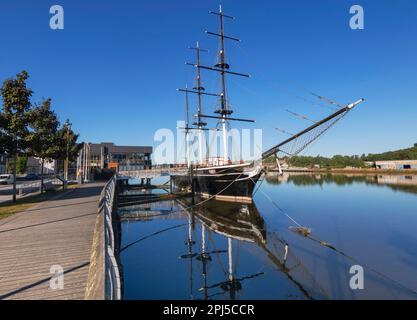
[1,0,416,157]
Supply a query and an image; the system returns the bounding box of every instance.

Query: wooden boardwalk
[0,182,104,300]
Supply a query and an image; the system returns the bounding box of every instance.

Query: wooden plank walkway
[0,182,104,300]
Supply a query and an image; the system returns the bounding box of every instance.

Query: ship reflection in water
[119,174,417,300]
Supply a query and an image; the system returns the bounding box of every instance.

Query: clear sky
[1,0,416,157]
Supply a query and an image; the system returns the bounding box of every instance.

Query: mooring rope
[254,177,417,297]
[122,171,247,254]
[171,172,245,213]
[120,223,187,252]
[252,172,265,196]
[254,182,303,228]
[303,232,417,296]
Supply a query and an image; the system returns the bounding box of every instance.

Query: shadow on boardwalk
[0,182,105,300]
[0,262,90,300]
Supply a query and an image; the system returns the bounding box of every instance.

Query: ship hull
[171,163,263,203]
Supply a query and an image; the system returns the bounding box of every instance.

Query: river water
[118,173,417,300]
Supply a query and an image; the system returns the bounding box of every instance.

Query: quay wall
[84,200,105,299]
[85,177,121,300]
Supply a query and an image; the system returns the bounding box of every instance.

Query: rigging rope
[275,110,349,160]
[235,42,339,112]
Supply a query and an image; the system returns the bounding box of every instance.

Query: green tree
[6,155,28,174]
[363,145,417,161]
[0,112,7,153]
[0,71,33,202]
[54,120,80,179]
[26,98,59,193]
[18,155,28,174]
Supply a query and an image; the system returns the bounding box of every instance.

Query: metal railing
[100,175,122,300]
[118,167,187,179]
[17,178,62,197]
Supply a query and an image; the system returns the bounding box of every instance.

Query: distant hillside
[363,144,417,161]
[265,143,417,168]
[287,155,365,168]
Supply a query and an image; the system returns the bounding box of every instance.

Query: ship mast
[227,237,237,300]
[178,46,218,166]
[216,5,231,161]
[203,5,253,162]
[184,84,191,168]
[190,42,208,164]
[199,224,210,300]
[181,6,254,165]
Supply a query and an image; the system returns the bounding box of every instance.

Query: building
[0,154,56,175]
[88,142,152,171]
[377,174,417,186]
[27,157,56,174]
[76,142,152,181]
[375,160,417,170]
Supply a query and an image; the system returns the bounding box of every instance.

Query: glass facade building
[89,142,152,171]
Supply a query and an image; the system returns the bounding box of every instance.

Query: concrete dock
[0,182,104,300]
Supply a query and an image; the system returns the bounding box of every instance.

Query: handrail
[17,178,61,197]
[118,167,187,179]
[100,175,122,300]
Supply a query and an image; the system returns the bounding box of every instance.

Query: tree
[0,71,33,202]
[6,155,28,174]
[363,145,417,161]
[54,120,80,179]
[18,156,28,173]
[0,112,7,154]
[26,98,59,193]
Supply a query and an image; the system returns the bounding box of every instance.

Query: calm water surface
[119,173,417,299]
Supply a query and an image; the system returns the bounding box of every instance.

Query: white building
[375,160,417,170]
[27,157,57,174]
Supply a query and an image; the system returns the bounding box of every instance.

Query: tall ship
[172,6,364,203]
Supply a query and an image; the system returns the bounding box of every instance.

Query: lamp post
[64,119,71,181]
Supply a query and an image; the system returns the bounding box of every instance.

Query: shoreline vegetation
[264,144,417,171]
[264,171,417,196]
[268,168,417,175]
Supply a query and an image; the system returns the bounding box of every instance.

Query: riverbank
[267,168,417,175]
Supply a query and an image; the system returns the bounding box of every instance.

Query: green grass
[0,185,79,220]
[0,193,48,220]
